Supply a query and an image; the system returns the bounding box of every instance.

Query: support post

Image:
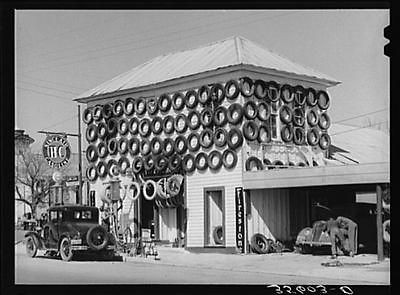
[77,105,83,205]
[376,184,384,261]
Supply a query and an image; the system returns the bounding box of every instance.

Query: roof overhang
[242,162,389,190]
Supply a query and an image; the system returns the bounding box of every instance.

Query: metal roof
[75,36,340,100]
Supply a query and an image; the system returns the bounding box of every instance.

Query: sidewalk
[124,245,390,285]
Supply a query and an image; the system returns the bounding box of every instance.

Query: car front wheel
[26,236,38,258]
[59,237,74,261]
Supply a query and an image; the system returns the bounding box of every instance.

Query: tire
[97,122,108,140]
[213,226,224,245]
[86,124,98,143]
[281,124,293,142]
[118,137,129,155]
[187,133,201,152]
[162,115,175,135]
[214,106,228,127]
[117,118,129,135]
[307,127,320,146]
[227,127,244,150]
[107,159,119,177]
[293,126,306,145]
[132,156,144,174]
[172,92,185,111]
[135,97,146,115]
[82,107,93,125]
[144,155,155,172]
[245,156,263,171]
[150,137,164,155]
[250,233,273,254]
[239,77,254,97]
[167,175,184,197]
[97,161,108,179]
[208,150,223,171]
[200,128,214,149]
[224,79,240,100]
[257,101,270,121]
[266,81,280,102]
[59,237,74,261]
[156,178,168,199]
[293,107,305,127]
[185,89,199,109]
[168,154,182,173]
[163,138,175,157]
[129,117,140,135]
[210,83,225,104]
[383,220,390,243]
[294,85,306,105]
[195,152,208,171]
[227,103,244,125]
[187,110,201,130]
[86,225,109,251]
[174,135,188,154]
[198,85,210,105]
[279,105,293,124]
[147,97,159,116]
[307,108,319,127]
[128,137,140,156]
[318,112,331,130]
[182,154,196,173]
[140,138,151,156]
[107,118,118,137]
[154,155,168,173]
[254,79,268,100]
[200,108,213,128]
[174,114,188,134]
[26,235,38,258]
[93,105,103,122]
[243,121,259,141]
[306,88,318,106]
[102,103,113,120]
[86,144,98,163]
[317,90,330,110]
[319,133,331,150]
[158,93,172,112]
[280,84,294,103]
[222,149,238,169]
[107,138,118,155]
[258,123,271,144]
[129,182,141,201]
[118,156,130,175]
[243,100,258,120]
[86,164,98,182]
[151,117,163,135]
[138,118,151,137]
[112,100,124,117]
[124,97,135,116]
[213,127,228,148]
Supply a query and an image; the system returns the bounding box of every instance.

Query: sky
[15,9,389,152]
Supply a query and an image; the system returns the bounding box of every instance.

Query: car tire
[307,108,319,127]
[243,100,258,120]
[317,90,330,110]
[174,135,188,154]
[107,159,119,177]
[222,149,238,169]
[174,114,188,134]
[281,124,294,143]
[130,182,141,201]
[195,152,208,171]
[140,138,151,156]
[280,84,294,103]
[128,137,140,156]
[97,161,108,179]
[93,105,103,122]
[198,85,210,105]
[258,123,271,144]
[82,107,93,125]
[118,156,130,175]
[172,92,185,111]
[250,233,272,254]
[319,112,331,130]
[151,116,164,135]
[124,97,135,116]
[239,77,254,98]
[200,108,213,128]
[150,137,164,155]
[293,107,305,127]
[118,137,129,155]
[254,79,268,100]
[245,156,263,171]
[279,105,293,124]
[138,118,152,137]
[97,122,108,140]
[101,103,113,120]
[86,164,98,182]
[162,115,175,135]
[227,103,244,125]
[158,93,172,112]
[86,226,109,251]
[213,226,224,245]
[144,155,155,172]
[257,101,270,121]
[86,144,98,163]
[210,83,225,104]
[146,97,159,116]
[319,133,331,150]
[163,138,175,157]
[243,121,259,141]
[213,127,228,148]
[307,127,320,146]
[182,154,196,174]
[213,106,228,127]
[86,124,98,143]
[154,155,168,173]
[168,154,182,173]
[185,89,199,109]
[306,88,318,106]
[107,138,118,155]
[112,100,124,117]
[132,156,144,174]
[224,79,240,100]
[25,235,39,258]
[187,110,201,130]
[59,237,75,261]
[107,118,118,137]
[227,127,244,150]
[129,117,140,135]
[135,97,146,116]
[293,126,306,145]
[208,150,223,171]
[200,128,214,149]
[117,118,129,136]
[383,220,390,243]
[187,133,201,152]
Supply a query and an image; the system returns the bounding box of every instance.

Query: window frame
[203,186,226,248]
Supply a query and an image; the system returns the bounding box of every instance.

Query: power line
[19,74,88,91]
[18,80,80,95]
[330,120,389,136]
[332,108,388,124]
[39,115,76,131]
[17,86,74,103]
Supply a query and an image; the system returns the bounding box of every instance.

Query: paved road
[15,244,375,285]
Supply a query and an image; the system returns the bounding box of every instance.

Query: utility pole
[77,105,83,205]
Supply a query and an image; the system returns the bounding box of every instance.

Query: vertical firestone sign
[235,187,245,253]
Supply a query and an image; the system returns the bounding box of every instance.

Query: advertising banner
[235,187,245,253]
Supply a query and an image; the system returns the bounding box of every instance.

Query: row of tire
[82,77,330,125]
[245,156,308,171]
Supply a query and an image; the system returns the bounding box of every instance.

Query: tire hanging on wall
[163,138,175,157]
[187,133,201,152]
[168,154,182,173]
[243,100,258,120]
[213,226,224,245]
[227,103,244,125]
[97,122,108,140]
[279,105,293,124]
[135,97,146,116]
[128,137,140,156]
[154,155,168,173]
[172,92,185,111]
[195,152,208,171]
[319,133,331,150]
[213,106,228,127]
[254,79,268,100]
[156,178,168,199]
[293,107,305,127]
[107,118,118,137]
[210,83,225,104]
[227,127,244,150]
[167,174,184,197]
[174,113,188,134]
[117,118,129,136]
[143,180,157,201]
[245,156,264,171]
[146,97,159,116]
[250,233,273,254]
[144,155,155,172]
[101,103,113,120]
[294,85,306,105]
[86,164,98,182]
[129,117,140,135]
[187,110,201,130]
[174,135,188,154]
[132,156,144,174]
[281,124,294,142]
[118,156,130,175]
[224,79,240,100]
[158,93,172,113]
[306,88,318,107]
[138,118,151,137]
[93,105,103,122]
[150,137,164,155]
[151,116,163,135]
[280,84,294,103]
[242,121,259,141]
[118,137,129,155]
[293,126,306,145]
[86,124,98,143]
[213,127,228,148]
[112,100,124,117]
[307,108,319,127]
[129,182,141,201]
[318,112,331,130]
[86,144,98,163]
[208,150,223,171]
[266,81,280,102]
[162,115,175,135]
[198,85,210,105]
[108,159,120,177]
[124,97,135,116]
[317,90,330,110]
[185,89,199,109]
[200,128,214,149]
[140,138,151,156]
[96,161,108,179]
[239,77,254,98]
[182,154,196,174]
[82,107,93,125]
[383,220,390,243]
[307,127,320,146]
[107,138,118,155]
[200,107,213,128]
[222,149,238,170]
[257,101,270,122]
[97,141,109,158]
[258,123,271,144]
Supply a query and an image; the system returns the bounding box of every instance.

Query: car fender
[24,231,44,249]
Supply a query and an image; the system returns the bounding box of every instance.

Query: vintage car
[24,205,117,261]
[295,220,333,254]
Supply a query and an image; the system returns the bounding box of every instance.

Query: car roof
[49,205,98,211]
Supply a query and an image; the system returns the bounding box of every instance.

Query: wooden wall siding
[248,188,291,242]
[159,208,177,242]
[288,189,310,240]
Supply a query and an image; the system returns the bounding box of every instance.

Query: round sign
[42,134,71,169]
[52,171,64,184]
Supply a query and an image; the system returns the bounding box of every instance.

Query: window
[50,211,58,222]
[204,187,225,247]
[82,210,92,219]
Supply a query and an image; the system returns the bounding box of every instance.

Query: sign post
[235,187,245,254]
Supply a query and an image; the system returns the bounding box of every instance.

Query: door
[204,187,225,247]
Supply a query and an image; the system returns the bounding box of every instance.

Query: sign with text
[42,134,71,169]
[235,187,245,253]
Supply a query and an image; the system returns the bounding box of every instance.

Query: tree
[15,151,54,220]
